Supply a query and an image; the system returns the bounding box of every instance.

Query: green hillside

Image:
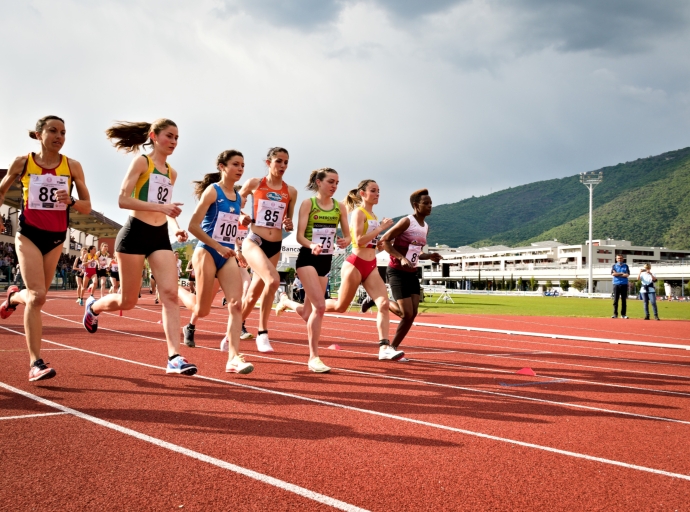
[426,147,690,250]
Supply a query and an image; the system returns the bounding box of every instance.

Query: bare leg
[217,258,243,359]
[324,262,362,313]
[241,240,281,331]
[11,235,62,364]
[390,295,419,349]
[362,271,391,341]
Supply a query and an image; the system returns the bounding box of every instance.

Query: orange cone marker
[516,367,536,376]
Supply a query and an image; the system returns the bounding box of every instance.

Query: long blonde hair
[344,179,376,212]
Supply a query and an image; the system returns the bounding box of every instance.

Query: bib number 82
[157,187,169,203]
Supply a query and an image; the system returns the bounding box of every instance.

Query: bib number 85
[263,209,280,224]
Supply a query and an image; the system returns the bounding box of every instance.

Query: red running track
[1,291,690,510]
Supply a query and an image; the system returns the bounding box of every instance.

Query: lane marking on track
[0,412,68,421]
[323,313,690,351]
[0,382,368,512]
[91,310,690,400]
[2,330,690,484]
[500,380,570,388]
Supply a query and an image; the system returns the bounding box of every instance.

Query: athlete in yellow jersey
[0,115,91,382]
[82,118,196,377]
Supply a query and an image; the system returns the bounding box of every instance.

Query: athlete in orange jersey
[0,115,91,382]
[238,147,297,353]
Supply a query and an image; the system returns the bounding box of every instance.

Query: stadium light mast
[580,171,603,296]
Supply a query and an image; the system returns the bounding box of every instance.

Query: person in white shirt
[638,263,660,320]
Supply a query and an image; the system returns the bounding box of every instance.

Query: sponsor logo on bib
[267,192,282,201]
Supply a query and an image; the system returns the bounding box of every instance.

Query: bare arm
[282,185,298,232]
[380,217,410,260]
[0,156,26,203]
[337,201,351,248]
[64,159,91,214]
[295,198,315,250]
[117,156,182,217]
[352,210,393,247]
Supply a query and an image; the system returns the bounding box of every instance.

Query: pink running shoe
[0,285,19,320]
[29,359,56,382]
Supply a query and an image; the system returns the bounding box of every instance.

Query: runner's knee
[27,289,47,308]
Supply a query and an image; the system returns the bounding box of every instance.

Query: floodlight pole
[580,172,603,296]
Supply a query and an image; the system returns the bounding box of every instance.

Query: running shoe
[621,316,629,319]
[220,336,229,352]
[308,357,331,373]
[396,357,410,363]
[240,323,253,340]
[275,293,289,316]
[0,285,19,320]
[83,295,99,333]
[655,315,661,321]
[255,333,274,353]
[226,354,254,374]
[611,315,618,319]
[378,344,405,361]
[166,355,197,375]
[78,298,83,306]
[155,298,159,305]
[183,324,195,348]
[360,298,376,313]
[29,359,56,382]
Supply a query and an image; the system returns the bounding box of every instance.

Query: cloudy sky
[2,0,690,231]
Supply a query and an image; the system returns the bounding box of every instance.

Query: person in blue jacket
[611,254,630,318]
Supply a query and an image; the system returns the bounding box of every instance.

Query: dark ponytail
[306,168,337,191]
[105,118,177,153]
[192,149,243,199]
[29,115,64,139]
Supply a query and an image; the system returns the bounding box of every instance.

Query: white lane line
[2,334,690,484]
[324,313,690,351]
[0,412,68,421]
[91,311,690,400]
[0,381,368,512]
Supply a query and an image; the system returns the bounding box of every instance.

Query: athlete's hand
[55,189,71,204]
[283,217,294,232]
[218,246,235,259]
[376,239,386,252]
[310,243,323,256]
[379,217,394,231]
[239,214,252,227]
[237,252,248,268]
[336,236,349,249]
[429,253,443,263]
[161,202,183,218]
[175,230,188,243]
[400,257,414,269]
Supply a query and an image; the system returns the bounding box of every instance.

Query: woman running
[96,242,111,298]
[380,189,442,358]
[83,245,98,297]
[109,254,120,293]
[178,150,253,374]
[275,168,350,372]
[82,118,196,376]
[73,246,87,305]
[238,147,297,353]
[185,260,195,294]
[322,180,405,361]
[0,115,91,381]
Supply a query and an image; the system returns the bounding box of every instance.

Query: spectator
[611,254,630,319]
[664,281,673,299]
[638,263,660,320]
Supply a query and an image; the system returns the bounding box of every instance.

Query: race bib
[28,174,69,211]
[312,227,336,255]
[255,200,286,228]
[236,226,248,248]
[405,245,422,267]
[147,174,173,204]
[366,220,380,248]
[211,212,239,244]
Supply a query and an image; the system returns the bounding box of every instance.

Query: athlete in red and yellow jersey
[0,115,91,382]
[238,147,297,353]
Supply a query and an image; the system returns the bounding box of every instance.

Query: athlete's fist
[161,202,183,218]
[218,246,235,259]
[55,189,70,204]
[310,243,323,256]
[336,236,350,249]
[379,217,393,231]
[175,229,188,243]
[400,257,414,269]
[283,217,294,231]
[428,253,443,263]
[237,252,248,268]
[239,214,252,227]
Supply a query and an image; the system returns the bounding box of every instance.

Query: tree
[517,277,523,291]
[529,276,537,291]
[657,279,665,296]
[573,278,587,292]
[545,280,553,291]
[559,279,570,291]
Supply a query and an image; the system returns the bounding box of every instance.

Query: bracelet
[69,197,77,207]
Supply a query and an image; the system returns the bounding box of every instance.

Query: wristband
[69,197,77,207]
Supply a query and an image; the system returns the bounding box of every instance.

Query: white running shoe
[240,323,253,340]
[308,357,331,373]
[378,344,405,361]
[220,336,229,352]
[256,333,274,353]
[226,354,254,374]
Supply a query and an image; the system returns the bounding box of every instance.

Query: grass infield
[402,294,690,321]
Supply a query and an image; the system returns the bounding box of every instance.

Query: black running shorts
[115,216,172,257]
[387,266,421,300]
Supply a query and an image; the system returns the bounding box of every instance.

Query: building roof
[0,169,122,238]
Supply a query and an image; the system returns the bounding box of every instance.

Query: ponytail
[29,115,64,139]
[192,149,244,199]
[344,179,375,212]
[105,118,177,153]
[306,168,337,191]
